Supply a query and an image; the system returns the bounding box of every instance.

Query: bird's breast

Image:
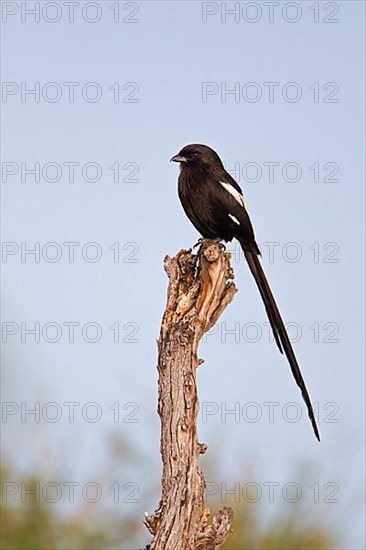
[177,168,235,241]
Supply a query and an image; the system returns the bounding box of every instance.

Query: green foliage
[1,457,337,550]
[0,465,142,550]
[221,500,334,550]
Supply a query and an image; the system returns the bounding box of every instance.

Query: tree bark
[145,240,237,550]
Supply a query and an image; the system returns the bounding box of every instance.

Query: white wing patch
[228,214,240,225]
[220,180,247,208]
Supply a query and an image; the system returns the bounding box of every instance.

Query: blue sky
[1,1,365,548]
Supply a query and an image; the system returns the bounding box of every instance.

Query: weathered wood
[145,241,237,550]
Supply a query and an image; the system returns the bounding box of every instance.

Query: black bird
[171,143,320,441]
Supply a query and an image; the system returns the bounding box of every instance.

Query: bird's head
[170,144,224,169]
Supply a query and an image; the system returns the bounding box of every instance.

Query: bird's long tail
[239,239,320,441]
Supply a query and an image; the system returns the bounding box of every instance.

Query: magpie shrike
[171,143,320,441]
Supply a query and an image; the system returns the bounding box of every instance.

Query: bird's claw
[193,238,205,249]
[193,237,226,251]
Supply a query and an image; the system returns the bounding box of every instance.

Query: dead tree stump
[145,241,237,550]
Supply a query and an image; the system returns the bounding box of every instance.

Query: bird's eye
[193,152,199,158]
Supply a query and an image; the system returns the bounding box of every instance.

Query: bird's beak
[170,155,187,163]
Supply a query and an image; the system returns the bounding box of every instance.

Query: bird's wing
[209,172,257,245]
